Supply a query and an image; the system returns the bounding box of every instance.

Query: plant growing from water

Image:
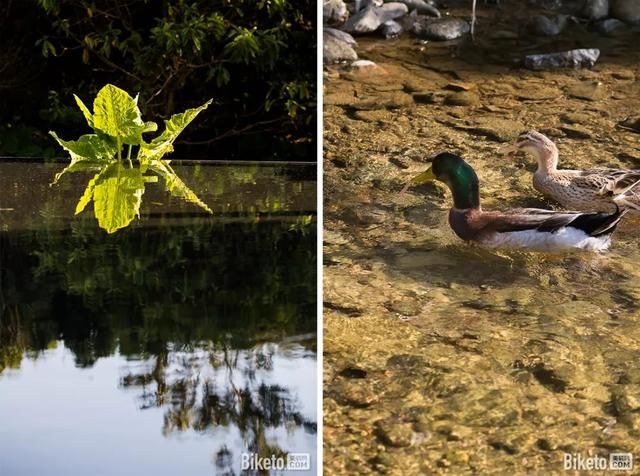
[50,84,212,233]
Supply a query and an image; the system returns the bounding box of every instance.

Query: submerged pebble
[375,419,416,447]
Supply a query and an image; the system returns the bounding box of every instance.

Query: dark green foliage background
[0,0,316,159]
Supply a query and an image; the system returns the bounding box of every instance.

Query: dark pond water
[0,160,317,475]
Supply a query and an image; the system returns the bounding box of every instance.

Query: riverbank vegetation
[0,0,316,159]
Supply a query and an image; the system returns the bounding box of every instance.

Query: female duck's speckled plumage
[514,130,640,213]
[405,153,627,252]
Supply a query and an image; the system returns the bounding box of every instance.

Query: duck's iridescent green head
[408,153,480,209]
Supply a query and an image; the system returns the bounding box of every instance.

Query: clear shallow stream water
[323,8,640,472]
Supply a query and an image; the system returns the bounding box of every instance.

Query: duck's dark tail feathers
[570,205,628,237]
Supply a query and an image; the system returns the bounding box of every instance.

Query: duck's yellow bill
[400,167,435,194]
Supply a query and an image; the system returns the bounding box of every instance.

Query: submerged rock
[529,14,570,36]
[324,0,349,23]
[375,419,416,447]
[389,0,440,17]
[566,80,607,101]
[594,17,626,34]
[619,116,640,133]
[611,0,640,23]
[324,35,358,63]
[381,19,403,38]
[348,59,380,72]
[524,49,600,70]
[412,18,470,40]
[444,90,480,106]
[582,0,609,20]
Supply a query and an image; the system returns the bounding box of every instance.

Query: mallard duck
[510,130,640,213]
[403,152,627,252]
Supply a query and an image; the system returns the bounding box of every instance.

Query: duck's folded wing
[578,169,640,197]
[480,208,625,237]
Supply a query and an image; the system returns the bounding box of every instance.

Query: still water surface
[0,161,317,475]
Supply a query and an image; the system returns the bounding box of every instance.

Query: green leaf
[49,132,116,183]
[152,99,212,146]
[138,99,212,169]
[143,121,158,133]
[74,94,94,128]
[92,162,145,233]
[148,159,212,213]
[224,28,260,64]
[92,84,147,144]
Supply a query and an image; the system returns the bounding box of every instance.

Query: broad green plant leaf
[92,84,149,144]
[92,162,145,233]
[74,94,94,128]
[138,99,213,170]
[50,84,213,232]
[49,132,116,183]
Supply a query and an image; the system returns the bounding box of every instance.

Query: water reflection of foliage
[120,342,316,475]
[1,218,316,472]
[0,217,316,369]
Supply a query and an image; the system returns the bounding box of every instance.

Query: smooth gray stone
[342,3,408,33]
[386,0,440,17]
[377,3,410,22]
[412,18,470,40]
[323,35,358,63]
[524,49,600,70]
[381,19,404,38]
[324,27,358,46]
[356,0,383,10]
[342,7,382,33]
[324,0,349,22]
[582,0,609,20]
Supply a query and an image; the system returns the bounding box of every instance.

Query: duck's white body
[481,227,611,252]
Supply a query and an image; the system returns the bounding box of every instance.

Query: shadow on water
[0,161,317,475]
